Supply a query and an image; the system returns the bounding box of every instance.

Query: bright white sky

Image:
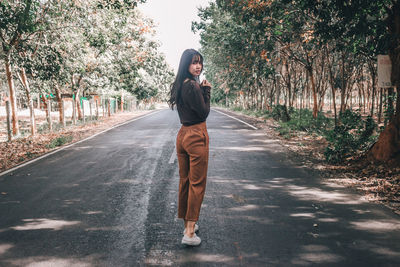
[138,0,211,73]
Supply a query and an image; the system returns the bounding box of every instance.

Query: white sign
[378,55,392,88]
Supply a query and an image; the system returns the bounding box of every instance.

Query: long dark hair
[168,49,203,109]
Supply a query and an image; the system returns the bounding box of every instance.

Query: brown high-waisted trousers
[176,121,209,222]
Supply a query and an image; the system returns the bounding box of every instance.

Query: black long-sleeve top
[177,79,210,126]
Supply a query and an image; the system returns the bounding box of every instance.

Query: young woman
[168,49,211,246]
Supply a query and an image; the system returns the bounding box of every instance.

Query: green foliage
[193,2,275,102]
[96,0,146,10]
[195,0,393,114]
[252,109,270,119]
[324,110,377,164]
[1,0,171,107]
[276,123,294,140]
[271,105,290,122]
[231,106,270,118]
[46,135,73,149]
[25,151,35,158]
[281,109,333,135]
[194,0,397,164]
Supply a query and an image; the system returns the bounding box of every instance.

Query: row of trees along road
[194,0,400,163]
[1,0,174,138]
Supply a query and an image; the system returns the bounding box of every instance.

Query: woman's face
[188,55,202,77]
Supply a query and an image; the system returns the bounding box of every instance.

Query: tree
[0,0,41,136]
[369,1,400,162]
[196,0,400,162]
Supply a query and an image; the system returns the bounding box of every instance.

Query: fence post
[6,101,12,142]
[47,99,52,131]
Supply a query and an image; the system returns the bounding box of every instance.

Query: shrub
[279,108,333,135]
[232,106,243,112]
[47,135,73,149]
[271,104,290,122]
[276,123,294,139]
[324,110,377,164]
[253,109,270,118]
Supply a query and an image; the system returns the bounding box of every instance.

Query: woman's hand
[200,80,211,100]
[200,79,211,88]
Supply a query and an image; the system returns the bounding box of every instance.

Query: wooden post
[82,99,85,123]
[47,99,52,131]
[61,99,66,127]
[6,101,12,142]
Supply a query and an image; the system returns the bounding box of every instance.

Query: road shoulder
[212,106,400,216]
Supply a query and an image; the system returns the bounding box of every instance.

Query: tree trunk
[4,54,20,136]
[368,61,377,117]
[18,68,36,136]
[82,98,85,123]
[47,99,52,131]
[306,66,318,118]
[327,55,338,125]
[41,94,49,120]
[61,99,66,127]
[6,101,12,141]
[54,84,64,125]
[72,97,77,125]
[107,98,111,117]
[72,74,83,120]
[387,87,395,123]
[95,99,99,118]
[378,88,383,123]
[368,1,400,162]
[275,77,280,106]
[75,89,82,120]
[121,91,124,112]
[340,52,347,113]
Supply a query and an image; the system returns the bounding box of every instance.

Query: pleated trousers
[176,121,209,221]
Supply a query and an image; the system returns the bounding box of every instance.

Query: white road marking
[0,110,163,177]
[212,109,258,130]
[169,146,177,164]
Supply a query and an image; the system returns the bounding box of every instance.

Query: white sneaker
[183,224,199,235]
[182,233,201,246]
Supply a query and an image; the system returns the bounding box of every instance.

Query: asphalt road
[0,108,399,267]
